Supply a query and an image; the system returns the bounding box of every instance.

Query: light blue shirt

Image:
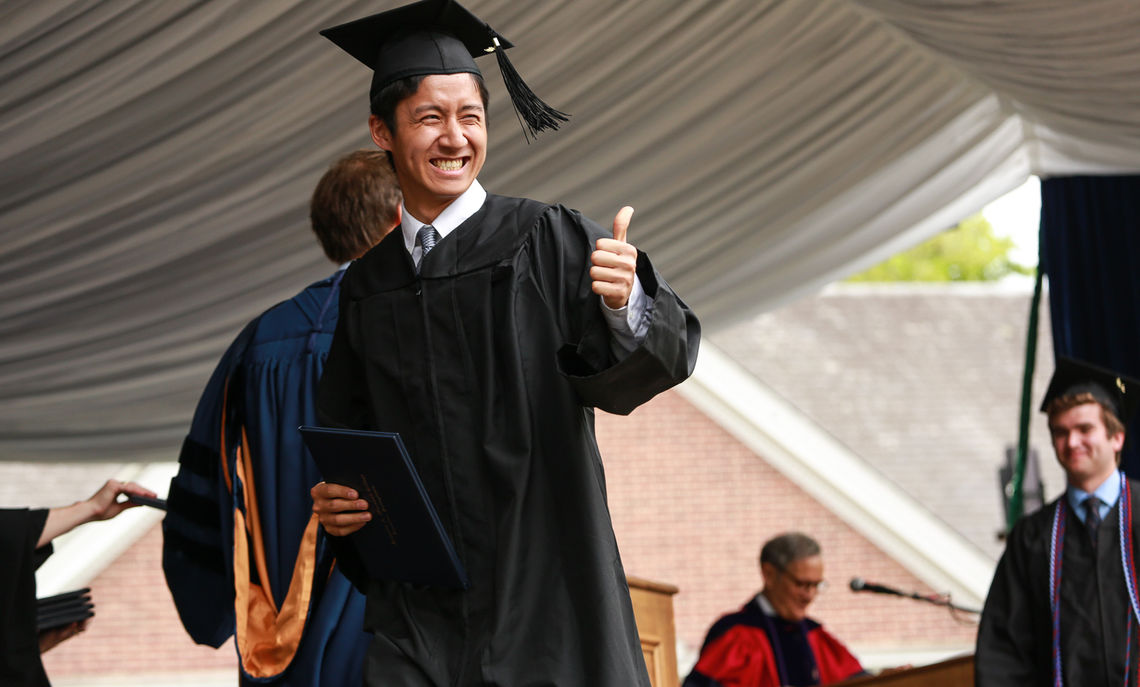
[1066,470,1122,524]
[399,181,648,354]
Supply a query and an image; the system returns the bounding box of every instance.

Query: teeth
[434,159,463,171]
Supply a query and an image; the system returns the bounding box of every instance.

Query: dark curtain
[1041,175,1140,476]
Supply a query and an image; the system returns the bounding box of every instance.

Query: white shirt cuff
[601,276,649,357]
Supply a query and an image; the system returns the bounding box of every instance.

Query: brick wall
[40,525,236,681]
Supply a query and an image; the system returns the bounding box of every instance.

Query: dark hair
[370,72,490,134]
[760,532,821,571]
[309,150,401,263]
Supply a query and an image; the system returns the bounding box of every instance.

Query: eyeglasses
[780,569,827,593]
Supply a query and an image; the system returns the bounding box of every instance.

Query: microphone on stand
[849,577,980,614]
[849,578,906,596]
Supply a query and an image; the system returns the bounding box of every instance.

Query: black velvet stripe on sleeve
[176,436,220,479]
[167,479,222,531]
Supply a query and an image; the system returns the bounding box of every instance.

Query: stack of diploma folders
[36,588,94,632]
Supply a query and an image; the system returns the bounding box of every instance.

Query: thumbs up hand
[590,206,637,309]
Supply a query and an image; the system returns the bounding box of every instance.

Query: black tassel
[494,45,569,142]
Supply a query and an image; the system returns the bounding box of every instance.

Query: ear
[369,114,393,152]
[760,561,779,586]
[1111,430,1126,453]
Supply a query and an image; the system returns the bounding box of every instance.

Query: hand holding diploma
[591,206,638,310]
[303,427,469,587]
[37,479,157,548]
[311,481,372,536]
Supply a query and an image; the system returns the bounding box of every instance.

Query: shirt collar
[400,180,487,254]
[755,592,776,616]
[1067,470,1122,519]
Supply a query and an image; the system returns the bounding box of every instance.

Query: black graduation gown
[316,194,700,686]
[975,479,1140,686]
[0,509,52,687]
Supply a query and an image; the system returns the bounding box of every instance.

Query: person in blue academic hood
[977,356,1140,686]
[162,150,402,686]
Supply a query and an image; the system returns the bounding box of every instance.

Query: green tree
[846,214,1034,282]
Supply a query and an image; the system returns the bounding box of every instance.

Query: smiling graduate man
[308,1,701,685]
[976,356,1140,686]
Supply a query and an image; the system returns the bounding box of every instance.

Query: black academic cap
[320,0,568,141]
[1040,355,1140,425]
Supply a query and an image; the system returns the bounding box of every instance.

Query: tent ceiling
[3,0,1140,462]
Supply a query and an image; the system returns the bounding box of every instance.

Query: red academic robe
[685,597,864,687]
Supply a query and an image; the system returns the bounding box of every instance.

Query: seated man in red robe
[684,532,865,687]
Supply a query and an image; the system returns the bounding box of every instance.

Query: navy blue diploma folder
[299,425,469,589]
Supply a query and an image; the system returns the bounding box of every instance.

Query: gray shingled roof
[707,281,1063,561]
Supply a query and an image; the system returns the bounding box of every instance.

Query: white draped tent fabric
[3,0,1140,462]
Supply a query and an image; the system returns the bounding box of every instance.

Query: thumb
[613,206,634,244]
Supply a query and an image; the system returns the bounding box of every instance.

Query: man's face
[369,73,487,223]
[761,555,825,622]
[1049,402,1124,489]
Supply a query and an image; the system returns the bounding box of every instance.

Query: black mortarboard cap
[321,0,568,141]
[1040,355,1140,425]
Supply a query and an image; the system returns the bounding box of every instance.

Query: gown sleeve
[539,205,701,415]
[0,508,53,687]
[975,516,1045,687]
[313,279,375,595]
[315,280,375,433]
[161,321,258,648]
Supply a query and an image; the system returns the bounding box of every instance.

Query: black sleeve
[975,517,1048,686]
[314,273,374,591]
[0,509,52,687]
[29,510,53,570]
[539,206,701,415]
[316,278,375,431]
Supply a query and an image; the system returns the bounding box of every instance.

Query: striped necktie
[416,224,440,273]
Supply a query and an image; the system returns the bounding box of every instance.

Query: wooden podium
[842,654,974,686]
[628,576,680,687]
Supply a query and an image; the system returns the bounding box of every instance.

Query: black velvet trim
[177,436,219,479]
[167,481,221,530]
